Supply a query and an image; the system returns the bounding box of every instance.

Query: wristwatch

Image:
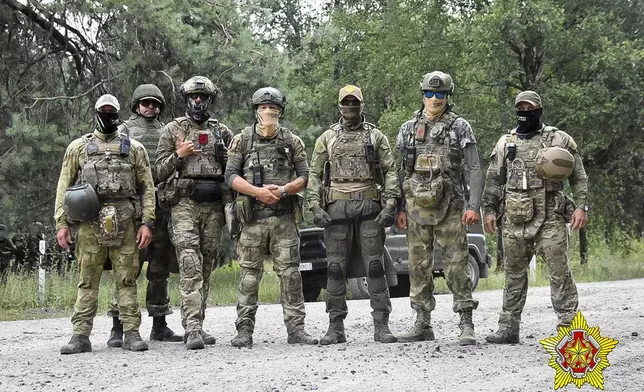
[173,151,184,162]
[279,186,288,198]
[143,220,155,229]
[577,204,590,212]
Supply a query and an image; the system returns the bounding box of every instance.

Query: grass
[2,239,643,321]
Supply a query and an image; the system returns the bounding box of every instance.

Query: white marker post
[38,236,46,306]
[529,254,537,284]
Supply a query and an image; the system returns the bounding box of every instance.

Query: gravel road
[0,279,642,392]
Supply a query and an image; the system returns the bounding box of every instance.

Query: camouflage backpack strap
[278,127,295,166]
[240,126,255,156]
[540,125,557,147]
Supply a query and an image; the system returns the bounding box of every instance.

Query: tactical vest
[240,126,295,212]
[79,132,136,200]
[404,111,462,225]
[176,117,225,180]
[328,123,375,183]
[122,116,163,182]
[503,126,564,239]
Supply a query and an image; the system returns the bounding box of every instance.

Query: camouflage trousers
[72,220,141,336]
[406,200,479,314]
[499,212,578,332]
[324,199,392,321]
[170,197,224,334]
[235,213,307,334]
[108,205,178,318]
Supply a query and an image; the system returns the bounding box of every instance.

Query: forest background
[1,0,642,244]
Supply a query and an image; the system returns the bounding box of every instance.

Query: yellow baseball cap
[338,85,363,103]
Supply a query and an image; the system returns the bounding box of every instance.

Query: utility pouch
[364,143,376,164]
[410,174,444,209]
[235,195,253,223]
[404,146,416,173]
[414,153,441,173]
[191,181,222,203]
[176,178,194,198]
[251,164,264,187]
[119,138,131,157]
[505,192,535,224]
[95,201,135,246]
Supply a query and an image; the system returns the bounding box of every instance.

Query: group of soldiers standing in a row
[52,70,589,355]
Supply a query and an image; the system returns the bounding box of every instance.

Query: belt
[254,208,292,220]
[329,211,380,226]
[328,188,379,201]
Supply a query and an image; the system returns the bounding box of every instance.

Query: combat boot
[231,328,253,349]
[60,334,92,355]
[458,309,476,346]
[320,319,346,345]
[200,330,217,345]
[185,330,205,350]
[287,330,319,345]
[150,316,183,342]
[122,331,148,352]
[107,317,123,348]
[485,328,520,344]
[397,312,434,342]
[373,312,397,343]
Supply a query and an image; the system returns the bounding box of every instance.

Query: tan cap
[95,94,120,111]
[515,90,542,108]
[338,85,363,103]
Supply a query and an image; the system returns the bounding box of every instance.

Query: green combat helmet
[420,71,454,94]
[63,184,101,222]
[130,84,166,113]
[251,87,286,111]
[179,76,218,98]
[535,147,575,180]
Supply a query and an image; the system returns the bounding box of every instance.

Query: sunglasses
[423,91,447,99]
[140,100,161,108]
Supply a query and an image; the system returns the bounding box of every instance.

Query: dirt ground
[0,279,642,392]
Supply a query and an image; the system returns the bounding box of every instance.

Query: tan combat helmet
[535,147,575,180]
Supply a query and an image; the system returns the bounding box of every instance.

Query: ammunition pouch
[505,192,535,224]
[157,179,180,208]
[235,195,253,224]
[225,202,240,237]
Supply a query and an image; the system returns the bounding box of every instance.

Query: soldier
[156,76,233,350]
[395,71,483,346]
[0,224,17,282]
[224,87,317,348]
[307,85,399,345]
[483,91,589,344]
[106,84,183,347]
[54,94,155,354]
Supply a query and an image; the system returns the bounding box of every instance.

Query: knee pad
[368,260,385,279]
[328,263,344,281]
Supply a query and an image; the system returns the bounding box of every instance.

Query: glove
[313,206,332,228]
[375,199,396,228]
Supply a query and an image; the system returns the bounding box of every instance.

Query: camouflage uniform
[396,98,484,343]
[483,124,588,337]
[54,128,155,340]
[308,85,400,344]
[0,224,17,282]
[155,115,233,343]
[225,122,315,347]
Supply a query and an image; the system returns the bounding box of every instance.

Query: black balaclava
[516,108,542,138]
[96,107,121,134]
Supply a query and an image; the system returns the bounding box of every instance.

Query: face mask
[187,95,211,123]
[516,108,542,136]
[423,96,447,119]
[338,105,363,126]
[96,111,120,133]
[255,107,280,138]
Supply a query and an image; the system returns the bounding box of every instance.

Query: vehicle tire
[303,285,321,302]
[468,254,480,291]
[347,277,370,300]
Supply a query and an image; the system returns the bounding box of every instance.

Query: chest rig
[403,111,461,226]
[178,118,226,180]
[503,127,563,239]
[123,116,163,182]
[80,132,136,200]
[328,123,376,183]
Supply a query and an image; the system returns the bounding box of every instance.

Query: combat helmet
[63,184,101,222]
[130,84,165,113]
[179,76,218,98]
[535,147,575,180]
[251,87,286,112]
[420,71,454,94]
